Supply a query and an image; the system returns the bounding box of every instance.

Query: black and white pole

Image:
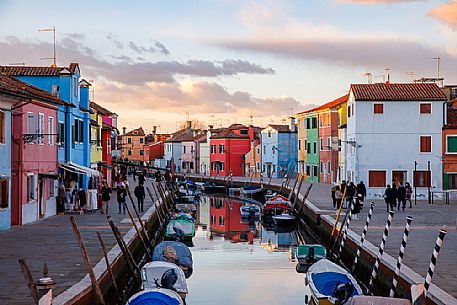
[352,202,375,273]
[338,199,355,260]
[368,210,395,292]
[423,228,447,297]
[389,216,414,297]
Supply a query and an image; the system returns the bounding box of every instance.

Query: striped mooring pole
[389,216,414,297]
[368,210,395,292]
[337,198,355,260]
[423,228,447,297]
[351,202,375,273]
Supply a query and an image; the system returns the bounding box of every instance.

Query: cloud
[106,33,124,49]
[154,41,170,55]
[429,0,457,30]
[64,33,86,40]
[337,0,422,4]
[128,40,170,55]
[0,36,275,85]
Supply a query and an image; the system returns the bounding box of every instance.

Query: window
[240,129,248,135]
[327,137,331,150]
[306,118,310,129]
[48,179,55,198]
[27,174,37,202]
[320,138,323,151]
[307,142,311,154]
[37,114,44,144]
[27,113,36,143]
[312,117,317,129]
[348,105,351,118]
[320,161,323,173]
[220,162,225,171]
[313,142,317,154]
[447,136,457,153]
[420,103,431,114]
[263,164,266,172]
[273,165,276,173]
[374,103,384,114]
[298,119,301,131]
[183,146,186,154]
[211,144,216,154]
[128,137,132,144]
[140,138,144,144]
[48,117,54,145]
[73,77,77,97]
[79,120,84,143]
[268,130,271,137]
[313,165,318,177]
[306,165,310,176]
[414,170,431,187]
[0,178,8,209]
[368,170,386,187]
[73,119,78,143]
[263,145,266,154]
[256,162,260,170]
[219,216,225,226]
[0,110,5,144]
[58,122,64,147]
[447,174,457,189]
[128,150,132,156]
[190,162,194,170]
[420,136,431,153]
[328,161,331,174]
[272,146,275,155]
[299,140,302,150]
[219,144,224,154]
[140,150,144,156]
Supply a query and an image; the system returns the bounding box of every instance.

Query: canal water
[186,195,310,304]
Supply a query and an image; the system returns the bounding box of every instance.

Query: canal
[186,194,311,304]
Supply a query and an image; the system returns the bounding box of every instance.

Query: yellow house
[90,107,103,169]
[335,98,348,182]
[295,113,307,177]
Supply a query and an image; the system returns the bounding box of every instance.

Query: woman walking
[117,183,127,214]
[384,184,395,212]
[405,182,413,208]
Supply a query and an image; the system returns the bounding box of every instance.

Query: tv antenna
[363,72,373,84]
[425,57,440,78]
[38,26,56,67]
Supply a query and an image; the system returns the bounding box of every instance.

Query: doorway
[38,178,46,219]
[392,170,407,187]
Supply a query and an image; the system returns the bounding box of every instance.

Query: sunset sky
[1,0,456,133]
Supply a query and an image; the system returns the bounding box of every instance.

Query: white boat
[305,259,362,305]
[127,288,184,305]
[272,213,296,226]
[141,261,188,300]
[346,296,411,305]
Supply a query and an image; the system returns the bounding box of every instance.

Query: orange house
[120,127,146,162]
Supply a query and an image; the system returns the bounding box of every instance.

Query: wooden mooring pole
[18,257,39,304]
[126,188,154,249]
[96,232,122,305]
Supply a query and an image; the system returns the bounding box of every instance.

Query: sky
[0,0,456,133]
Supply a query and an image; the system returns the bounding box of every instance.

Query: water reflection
[187,194,307,305]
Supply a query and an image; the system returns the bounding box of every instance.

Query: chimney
[122,127,127,135]
[248,125,255,142]
[79,79,91,109]
[186,120,192,132]
[289,117,296,132]
[153,125,157,135]
[208,124,213,130]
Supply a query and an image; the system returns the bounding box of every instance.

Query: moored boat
[296,244,327,273]
[305,259,362,305]
[346,296,411,305]
[272,213,296,226]
[201,182,227,194]
[240,204,261,218]
[140,261,188,301]
[165,218,195,241]
[152,241,193,278]
[127,288,184,305]
[241,185,266,202]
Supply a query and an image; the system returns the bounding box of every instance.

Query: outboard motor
[160,269,178,290]
[332,282,354,304]
[308,247,315,264]
[173,226,184,242]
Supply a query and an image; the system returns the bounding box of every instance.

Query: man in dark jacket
[100,181,112,214]
[397,182,406,211]
[134,182,146,212]
[117,183,127,214]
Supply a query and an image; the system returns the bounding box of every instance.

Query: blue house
[261,119,298,178]
[0,64,95,188]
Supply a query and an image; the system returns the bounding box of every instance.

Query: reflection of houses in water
[198,196,210,229]
[209,196,256,242]
[260,228,297,253]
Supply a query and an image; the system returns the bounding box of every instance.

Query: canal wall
[181,174,457,305]
[53,188,172,305]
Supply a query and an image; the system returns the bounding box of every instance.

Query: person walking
[346,182,356,209]
[100,181,112,214]
[397,182,406,211]
[405,182,413,208]
[391,182,398,209]
[335,186,343,210]
[138,173,145,185]
[331,184,337,209]
[117,183,127,214]
[384,184,394,212]
[356,181,367,206]
[134,182,146,212]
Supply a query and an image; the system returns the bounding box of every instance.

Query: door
[392,170,407,186]
[267,164,272,178]
[38,177,46,219]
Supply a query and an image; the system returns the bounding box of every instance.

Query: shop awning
[98,162,113,169]
[59,162,100,177]
[39,172,59,179]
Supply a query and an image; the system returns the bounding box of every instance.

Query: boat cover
[297,244,327,258]
[166,220,195,236]
[242,186,264,193]
[153,241,193,271]
[127,289,183,305]
[311,272,359,298]
[346,296,411,305]
[141,261,188,294]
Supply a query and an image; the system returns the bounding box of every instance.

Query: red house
[209,197,252,241]
[443,98,457,189]
[8,75,70,225]
[210,124,260,176]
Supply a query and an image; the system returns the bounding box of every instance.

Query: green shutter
[443,174,449,190]
[447,136,457,153]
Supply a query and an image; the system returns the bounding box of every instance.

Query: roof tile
[351,83,447,101]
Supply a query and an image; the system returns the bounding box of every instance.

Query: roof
[170,131,195,142]
[0,73,71,107]
[266,124,291,133]
[350,83,447,101]
[296,94,348,115]
[0,63,79,76]
[445,99,457,129]
[124,127,145,137]
[90,101,113,116]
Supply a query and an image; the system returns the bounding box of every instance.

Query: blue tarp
[153,241,193,270]
[128,291,181,305]
[311,272,360,297]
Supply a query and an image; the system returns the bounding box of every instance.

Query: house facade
[261,121,297,178]
[181,132,206,174]
[90,105,103,171]
[442,99,457,190]
[244,144,261,177]
[296,113,307,178]
[336,99,348,183]
[121,127,146,162]
[305,114,319,182]
[346,83,447,198]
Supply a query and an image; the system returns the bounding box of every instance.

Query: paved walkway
[232,176,457,298]
[0,176,159,305]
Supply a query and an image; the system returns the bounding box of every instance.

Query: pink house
[10,78,70,225]
[181,131,206,174]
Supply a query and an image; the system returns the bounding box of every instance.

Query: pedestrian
[331,184,337,209]
[340,180,347,196]
[100,181,112,214]
[346,182,356,209]
[138,173,145,185]
[117,183,127,214]
[405,182,413,208]
[391,182,398,209]
[335,186,343,210]
[134,182,146,212]
[384,184,394,212]
[356,181,367,210]
[132,168,136,181]
[397,182,406,211]
[57,182,66,214]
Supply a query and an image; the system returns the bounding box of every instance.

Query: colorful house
[120,127,146,163]
[305,113,319,182]
[261,120,297,178]
[244,144,261,177]
[181,131,206,174]
[164,123,195,172]
[0,64,94,189]
[209,197,251,241]
[296,112,307,177]
[335,98,348,183]
[442,98,457,190]
[90,104,103,171]
[346,83,447,198]
[210,124,259,177]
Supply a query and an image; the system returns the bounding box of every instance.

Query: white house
[346,83,447,199]
[199,127,213,175]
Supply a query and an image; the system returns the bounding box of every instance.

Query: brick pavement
[0,176,159,305]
